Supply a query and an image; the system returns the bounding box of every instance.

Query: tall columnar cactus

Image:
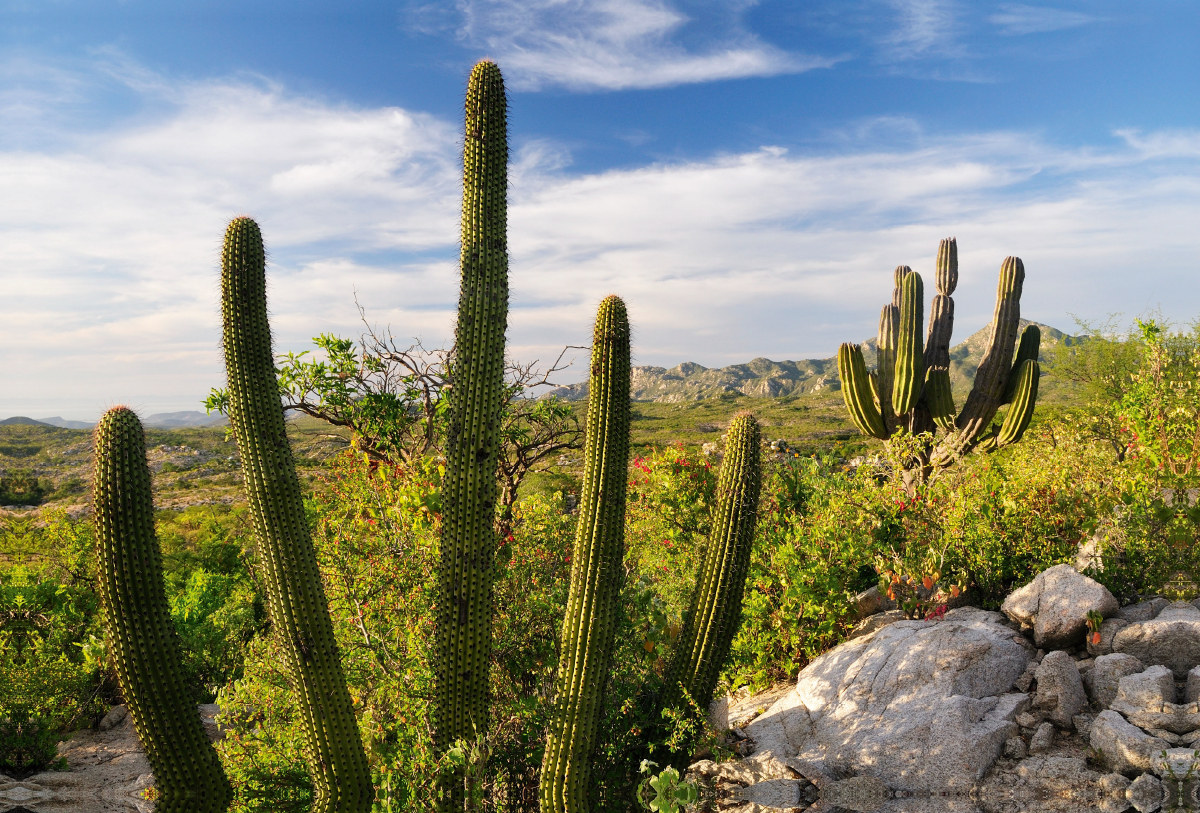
[539,296,632,813]
[220,217,373,813]
[663,413,763,726]
[92,406,231,813]
[435,59,510,809]
[836,238,1041,482]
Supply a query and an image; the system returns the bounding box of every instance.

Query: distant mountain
[2,411,228,430]
[36,416,95,429]
[142,411,228,428]
[546,320,1067,402]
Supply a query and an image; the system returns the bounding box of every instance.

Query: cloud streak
[2,62,1199,419]
[451,0,838,91]
[988,4,1098,36]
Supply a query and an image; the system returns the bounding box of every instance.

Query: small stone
[99,704,128,731]
[1099,772,1131,794]
[1003,736,1027,759]
[1015,711,1041,729]
[1126,772,1164,813]
[1029,721,1056,753]
[1073,714,1093,737]
[1013,669,1035,693]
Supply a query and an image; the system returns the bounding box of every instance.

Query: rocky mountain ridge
[547,320,1067,403]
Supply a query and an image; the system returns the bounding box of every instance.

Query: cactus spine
[539,296,632,813]
[220,217,373,813]
[838,239,1041,483]
[663,413,763,724]
[92,406,231,813]
[435,59,509,809]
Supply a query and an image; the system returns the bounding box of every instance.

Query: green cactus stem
[539,296,632,813]
[221,217,373,813]
[435,59,510,809]
[1002,324,1041,404]
[876,304,900,436]
[997,359,1040,445]
[838,343,887,440]
[92,406,232,813]
[924,367,956,430]
[892,269,924,416]
[936,256,1026,461]
[663,412,763,729]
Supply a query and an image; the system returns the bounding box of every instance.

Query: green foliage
[635,763,697,813]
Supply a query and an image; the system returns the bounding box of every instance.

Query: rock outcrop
[690,563,1200,812]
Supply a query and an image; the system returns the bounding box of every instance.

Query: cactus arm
[92,407,232,813]
[997,359,1039,446]
[435,60,509,809]
[220,218,373,812]
[1001,324,1041,404]
[539,296,632,813]
[663,413,763,729]
[892,269,924,416]
[876,304,900,436]
[924,368,956,431]
[934,256,1025,464]
[935,237,959,296]
[924,294,955,371]
[838,343,887,440]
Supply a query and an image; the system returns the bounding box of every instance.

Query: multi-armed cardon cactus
[539,296,632,813]
[220,217,374,813]
[435,59,510,810]
[838,239,1040,486]
[92,406,232,813]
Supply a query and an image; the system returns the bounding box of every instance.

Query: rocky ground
[0,705,221,813]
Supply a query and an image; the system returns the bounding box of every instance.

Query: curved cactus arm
[663,413,763,723]
[92,407,232,813]
[997,359,1039,446]
[221,217,373,813]
[540,296,632,813]
[933,256,1025,464]
[876,304,900,436]
[436,59,510,810]
[1001,324,1041,404]
[838,343,888,440]
[892,269,924,416]
[924,367,956,431]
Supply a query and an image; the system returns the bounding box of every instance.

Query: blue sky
[1,0,1197,419]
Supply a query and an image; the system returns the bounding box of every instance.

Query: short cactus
[837,238,1041,482]
[221,217,373,813]
[92,406,231,813]
[662,412,763,727]
[539,296,632,813]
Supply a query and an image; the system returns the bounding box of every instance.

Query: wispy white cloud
[2,60,1200,419]
[450,0,838,91]
[882,0,962,58]
[988,4,1097,36]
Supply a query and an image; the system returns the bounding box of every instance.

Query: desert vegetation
[3,57,1200,813]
